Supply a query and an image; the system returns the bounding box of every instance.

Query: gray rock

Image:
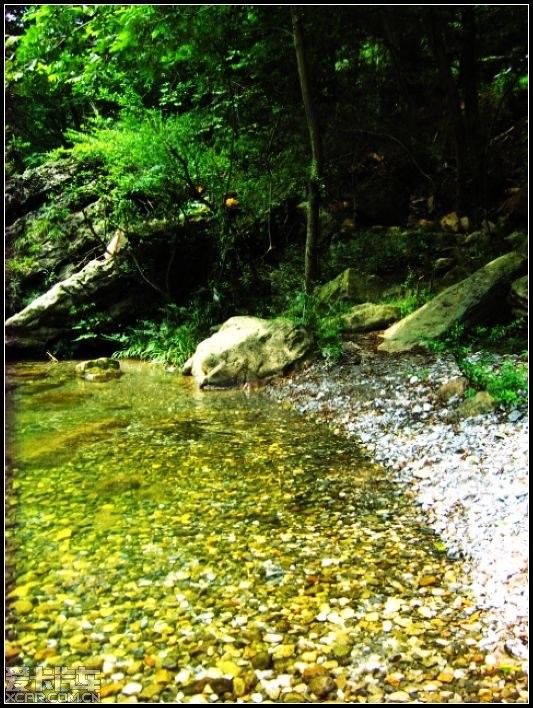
[378,251,526,353]
[342,303,401,333]
[316,268,387,305]
[5,258,118,353]
[182,316,312,388]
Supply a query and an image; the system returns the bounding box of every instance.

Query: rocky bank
[263,334,528,666]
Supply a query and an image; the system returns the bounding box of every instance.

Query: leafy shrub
[383,269,433,317]
[112,301,214,367]
[281,291,348,363]
[325,228,435,279]
[425,322,528,408]
[460,357,528,406]
[471,319,527,353]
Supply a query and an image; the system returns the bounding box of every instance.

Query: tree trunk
[424,9,469,213]
[380,10,417,137]
[460,7,485,217]
[291,6,324,294]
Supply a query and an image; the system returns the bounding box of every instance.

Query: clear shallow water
[5,361,525,702]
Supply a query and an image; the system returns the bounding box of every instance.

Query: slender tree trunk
[425,8,486,218]
[424,9,469,212]
[460,7,485,217]
[291,6,324,294]
[380,10,417,137]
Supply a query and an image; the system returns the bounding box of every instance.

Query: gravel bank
[263,336,528,665]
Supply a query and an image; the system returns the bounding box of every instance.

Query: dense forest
[4,4,528,363]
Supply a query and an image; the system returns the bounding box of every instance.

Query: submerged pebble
[5,359,528,703]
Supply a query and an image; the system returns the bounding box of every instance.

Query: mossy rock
[455,391,496,419]
[379,251,526,353]
[75,358,122,381]
[342,303,401,333]
[100,476,142,494]
[316,268,387,305]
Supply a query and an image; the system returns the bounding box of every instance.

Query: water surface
[5,360,523,702]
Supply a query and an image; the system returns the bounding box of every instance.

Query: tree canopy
[5,4,528,301]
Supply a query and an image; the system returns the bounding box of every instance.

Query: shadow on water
[4,360,526,703]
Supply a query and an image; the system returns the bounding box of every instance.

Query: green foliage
[112,302,213,367]
[424,322,528,408]
[26,203,71,242]
[65,113,204,226]
[5,134,33,175]
[266,245,307,315]
[281,291,348,364]
[5,4,528,362]
[470,319,527,353]
[460,357,528,407]
[383,269,433,318]
[64,107,303,230]
[6,253,45,314]
[423,322,466,356]
[325,230,435,281]
[426,319,527,358]
[69,302,115,344]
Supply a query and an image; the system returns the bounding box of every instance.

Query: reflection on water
[5,361,525,703]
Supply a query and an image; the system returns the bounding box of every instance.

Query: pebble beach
[263,335,529,667]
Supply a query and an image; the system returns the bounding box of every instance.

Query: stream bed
[5,360,526,703]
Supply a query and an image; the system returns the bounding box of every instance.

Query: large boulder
[182,316,312,388]
[5,257,119,354]
[316,268,388,305]
[378,251,526,353]
[342,303,401,334]
[508,275,528,318]
[5,158,82,223]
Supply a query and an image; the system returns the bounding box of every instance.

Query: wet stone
[139,684,162,700]
[272,644,296,660]
[308,674,337,698]
[11,599,33,615]
[252,652,274,670]
[100,682,126,698]
[121,681,143,695]
[303,665,330,683]
[232,677,247,698]
[84,656,105,670]
[5,643,22,660]
[160,653,179,670]
[283,691,307,703]
[387,689,412,702]
[332,643,352,663]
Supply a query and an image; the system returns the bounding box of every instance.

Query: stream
[5,360,523,703]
